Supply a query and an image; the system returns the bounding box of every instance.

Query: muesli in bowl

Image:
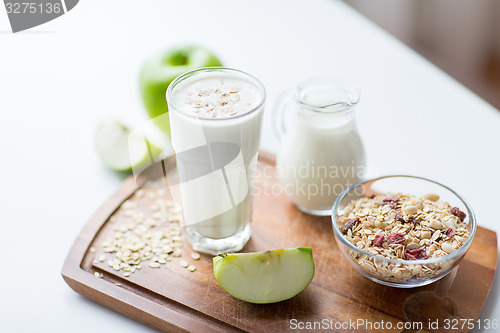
[331,175,476,288]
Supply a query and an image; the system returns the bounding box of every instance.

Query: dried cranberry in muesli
[450,207,466,222]
[373,234,384,247]
[406,217,418,226]
[394,212,405,223]
[381,195,399,209]
[387,233,405,245]
[405,248,427,260]
[341,218,360,235]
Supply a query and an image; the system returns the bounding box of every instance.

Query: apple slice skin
[139,45,222,134]
[213,247,315,304]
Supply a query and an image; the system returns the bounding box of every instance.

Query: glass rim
[166,67,266,121]
[292,76,360,113]
[331,174,477,265]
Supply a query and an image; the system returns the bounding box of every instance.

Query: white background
[1,0,499,332]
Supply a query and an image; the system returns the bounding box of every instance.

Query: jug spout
[294,77,360,113]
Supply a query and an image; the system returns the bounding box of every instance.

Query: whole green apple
[139,45,223,134]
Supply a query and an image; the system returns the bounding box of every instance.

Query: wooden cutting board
[62,152,498,333]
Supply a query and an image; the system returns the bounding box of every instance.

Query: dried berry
[341,218,360,235]
[394,212,405,223]
[444,228,454,238]
[450,207,466,222]
[405,248,427,260]
[387,202,398,209]
[382,195,399,209]
[384,195,400,202]
[406,217,418,226]
[373,234,384,247]
[387,233,405,245]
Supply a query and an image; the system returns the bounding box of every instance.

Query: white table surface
[1,0,499,332]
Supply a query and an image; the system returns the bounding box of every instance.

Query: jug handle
[273,91,291,141]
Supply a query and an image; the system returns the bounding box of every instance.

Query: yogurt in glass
[167,68,265,254]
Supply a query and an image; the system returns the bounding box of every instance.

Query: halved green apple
[213,247,315,304]
[94,117,162,172]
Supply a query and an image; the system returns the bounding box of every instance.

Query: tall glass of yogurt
[166,68,265,254]
[276,77,365,216]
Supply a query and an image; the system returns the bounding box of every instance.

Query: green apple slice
[94,117,162,171]
[213,247,315,304]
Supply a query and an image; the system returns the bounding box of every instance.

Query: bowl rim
[331,174,477,266]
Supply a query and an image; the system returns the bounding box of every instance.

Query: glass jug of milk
[275,77,365,216]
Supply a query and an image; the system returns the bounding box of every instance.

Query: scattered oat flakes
[188,265,197,272]
[191,252,201,260]
[148,262,161,268]
[99,189,186,275]
[180,260,188,268]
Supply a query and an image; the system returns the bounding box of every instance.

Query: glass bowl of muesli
[331,175,476,288]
